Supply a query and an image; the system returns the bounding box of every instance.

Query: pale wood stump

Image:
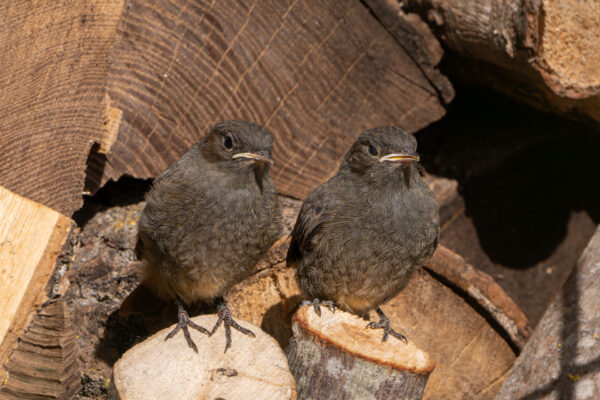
[108,315,296,400]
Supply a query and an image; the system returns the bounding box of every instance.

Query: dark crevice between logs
[416,85,600,327]
[73,175,152,228]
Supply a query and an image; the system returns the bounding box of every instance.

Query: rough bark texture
[0,0,126,215]
[382,0,600,124]
[0,187,73,378]
[97,0,452,199]
[0,302,80,400]
[286,306,433,400]
[495,226,600,400]
[108,315,296,400]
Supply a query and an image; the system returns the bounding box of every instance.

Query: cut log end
[108,315,296,400]
[286,306,434,400]
[536,0,600,97]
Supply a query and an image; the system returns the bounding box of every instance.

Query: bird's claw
[210,302,255,353]
[366,307,407,343]
[301,299,335,316]
[165,298,210,353]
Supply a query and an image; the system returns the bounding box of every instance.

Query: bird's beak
[379,153,420,163]
[231,151,274,164]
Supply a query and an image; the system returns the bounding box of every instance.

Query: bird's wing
[286,185,338,268]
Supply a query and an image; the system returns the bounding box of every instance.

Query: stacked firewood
[1,0,598,399]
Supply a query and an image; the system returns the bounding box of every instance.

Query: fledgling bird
[287,127,439,342]
[137,120,282,352]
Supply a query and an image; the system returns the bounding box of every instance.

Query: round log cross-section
[108,315,296,400]
[286,305,434,400]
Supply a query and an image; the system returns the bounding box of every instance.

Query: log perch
[108,315,296,400]
[286,306,434,400]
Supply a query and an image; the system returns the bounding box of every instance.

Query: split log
[0,0,126,215]
[287,306,434,400]
[3,0,453,215]
[108,315,296,400]
[99,0,452,199]
[495,225,600,399]
[370,0,600,124]
[0,187,72,378]
[0,301,80,400]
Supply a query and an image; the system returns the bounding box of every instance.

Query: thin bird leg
[366,307,408,343]
[165,297,210,353]
[300,298,336,317]
[210,300,255,353]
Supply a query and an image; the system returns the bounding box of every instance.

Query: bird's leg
[300,298,336,316]
[210,300,255,353]
[366,307,407,343]
[165,297,210,353]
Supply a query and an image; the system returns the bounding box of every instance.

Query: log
[226,243,525,399]
[0,0,126,215]
[286,305,434,400]
[0,187,72,378]
[0,301,80,400]
[495,225,600,399]
[108,315,296,400]
[2,0,452,216]
[423,245,530,349]
[99,0,453,199]
[371,0,600,124]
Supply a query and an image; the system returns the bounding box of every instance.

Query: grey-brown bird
[287,127,439,341]
[137,120,282,352]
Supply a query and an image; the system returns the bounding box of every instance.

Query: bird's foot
[300,298,336,317]
[165,298,210,353]
[210,302,255,353]
[366,307,407,343]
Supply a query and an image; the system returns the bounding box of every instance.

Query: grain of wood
[424,245,530,349]
[100,0,450,199]
[108,315,296,400]
[496,226,600,399]
[286,305,434,400]
[0,186,72,378]
[0,0,127,215]
[0,302,80,400]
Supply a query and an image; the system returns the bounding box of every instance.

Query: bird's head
[201,120,274,169]
[344,127,420,186]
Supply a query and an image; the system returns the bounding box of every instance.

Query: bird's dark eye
[368,145,378,156]
[224,135,233,150]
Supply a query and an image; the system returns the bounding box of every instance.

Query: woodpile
[1,0,598,398]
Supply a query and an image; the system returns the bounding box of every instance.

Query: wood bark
[372,0,600,124]
[285,306,434,400]
[108,315,296,400]
[0,187,72,378]
[0,302,80,400]
[495,225,600,399]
